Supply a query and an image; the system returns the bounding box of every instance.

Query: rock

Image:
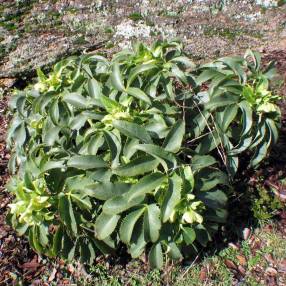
[266,267,278,277]
[242,227,251,240]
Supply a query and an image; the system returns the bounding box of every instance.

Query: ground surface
[0,0,286,81]
[0,1,286,285]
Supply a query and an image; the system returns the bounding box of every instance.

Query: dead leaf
[67,264,75,274]
[22,256,40,271]
[48,267,57,282]
[199,267,207,281]
[237,255,246,266]
[238,265,246,276]
[224,259,237,270]
[278,259,286,273]
[264,254,275,265]
[266,267,278,277]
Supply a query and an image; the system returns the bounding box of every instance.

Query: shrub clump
[7,41,280,268]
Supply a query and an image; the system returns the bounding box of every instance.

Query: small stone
[242,228,251,240]
[266,267,278,277]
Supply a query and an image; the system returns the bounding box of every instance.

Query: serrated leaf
[126,87,151,105]
[63,92,89,109]
[67,155,108,170]
[88,78,101,99]
[128,172,166,201]
[94,212,120,240]
[52,225,63,255]
[161,173,182,222]
[195,169,229,191]
[144,204,161,242]
[129,222,146,258]
[127,63,157,86]
[182,227,196,245]
[197,189,227,209]
[170,56,196,69]
[167,242,182,260]
[104,130,121,168]
[103,193,145,215]
[218,104,238,132]
[135,144,177,171]
[119,207,145,244]
[111,63,125,91]
[163,120,185,153]
[113,155,159,177]
[149,243,163,269]
[205,94,239,110]
[87,133,104,155]
[86,182,130,201]
[100,95,123,113]
[58,194,78,235]
[113,120,152,144]
[191,155,217,173]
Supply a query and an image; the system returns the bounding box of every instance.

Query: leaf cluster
[6,41,280,268]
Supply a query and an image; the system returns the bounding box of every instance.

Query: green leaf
[126,87,151,105]
[239,101,253,137]
[38,224,49,246]
[58,194,78,235]
[127,63,157,86]
[128,172,166,201]
[41,160,65,173]
[113,120,152,144]
[196,69,223,85]
[135,144,177,171]
[103,193,145,215]
[63,92,89,109]
[161,173,182,222]
[85,182,130,201]
[218,104,238,132]
[13,122,26,146]
[144,204,161,242]
[170,56,196,69]
[43,126,60,146]
[62,231,76,260]
[167,242,182,260]
[88,133,104,155]
[195,225,211,247]
[104,130,121,168]
[94,212,120,240]
[129,223,146,258]
[191,155,217,173]
[195,169,229,191]
[197,189,227,209]
[111,62,125,91]
[88,78,101,99]
[50,99,59,125]
[113,155,159,177]
[67,155,108,170]
[100,95,123,113]
[119,207,145,244]
[205,94,239,110]
[163,120,185,153]
[52,225,63,255]
[149,243,163,269]
[182,227,196,245]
